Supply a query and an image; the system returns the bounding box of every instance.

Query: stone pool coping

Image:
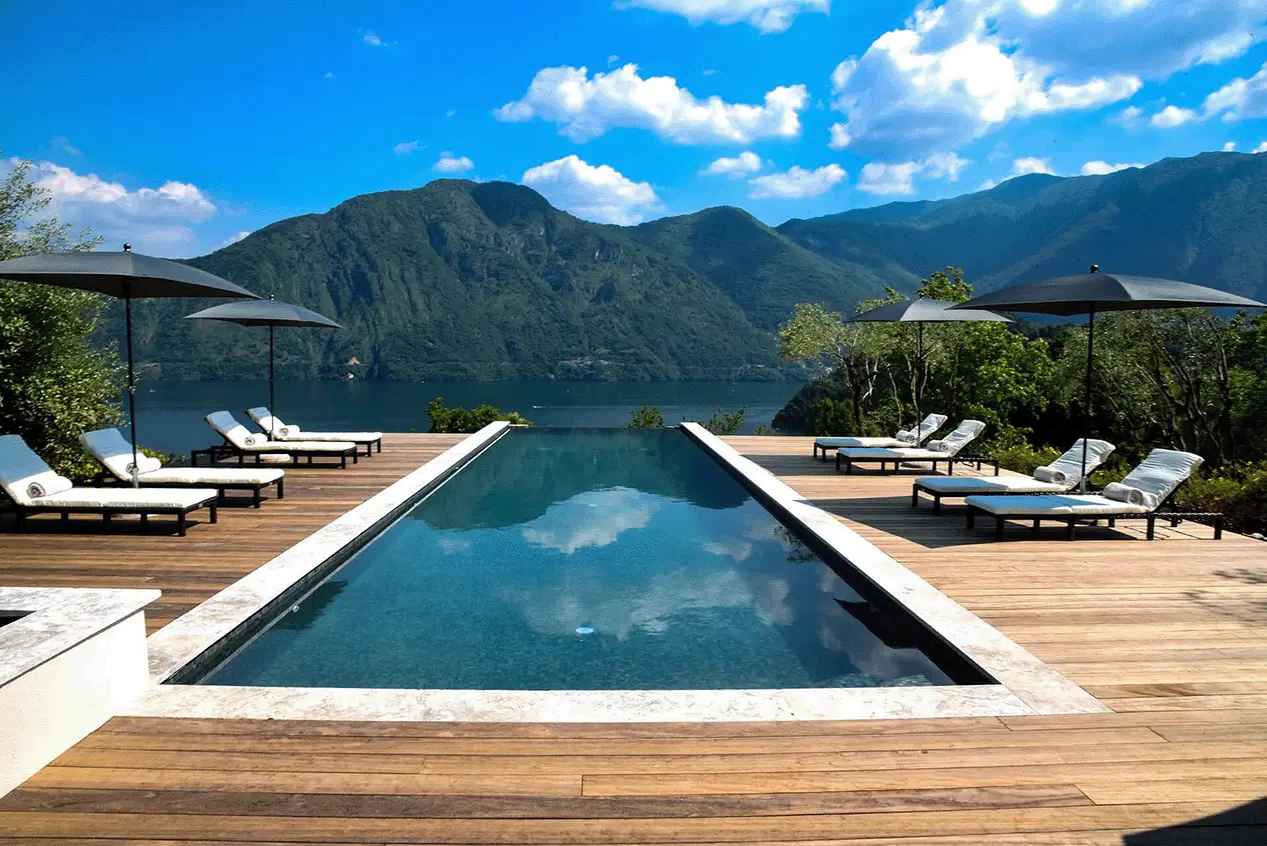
[132,423,1107,722]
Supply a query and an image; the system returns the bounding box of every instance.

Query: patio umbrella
[849,298,1009,445]
[0,245,258,486]
[951,265,1264,490]
[184,298,342,438]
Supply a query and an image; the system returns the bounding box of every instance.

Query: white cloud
[1224,141,1237,151]
[434,152,474,173]
[978,179,997,191]
[362,30,383,46]
[1255,141,1267,153]
[827,0,1266,160]
[8,159,217,255]
[1080,160,1144,175]
[1200,60,1267,123]
[445,109,456,118]
[1151,104,1198,128]
[323,72,335,80]
[496,63,808,144]
[50,137,81,157]
[522,155,659,225]
[393,140,422,155]
[702,151,763,177]
[748,163,845,199]
[219,231,251,248]
[619,0,830,33]
[608,54,620,67]
[856,152,970,195]
[1113,105,1144,128]
[1012,157,1055,176]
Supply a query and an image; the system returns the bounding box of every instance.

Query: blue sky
[3,0,1267,256]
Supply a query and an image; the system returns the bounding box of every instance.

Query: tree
[0,157,121,478]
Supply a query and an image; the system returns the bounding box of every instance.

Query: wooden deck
[2,433,1266,843]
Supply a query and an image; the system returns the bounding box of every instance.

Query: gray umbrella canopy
[0,247,258,487]
[185,299,342,438]
[950,266,1265,490]
[849,298,1010,443]
[949,270,1264,316]
[0,250,257,299]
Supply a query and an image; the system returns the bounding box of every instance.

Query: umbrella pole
[1080,307,1095,493]
[915,322,924,445]
[269,323,276,440]
[124,284,140,488]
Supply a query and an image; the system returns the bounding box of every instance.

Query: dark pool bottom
[202,428,984,690]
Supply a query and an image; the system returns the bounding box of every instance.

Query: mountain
[124,181,799,382]
[777,152,1267,301]
[113,151,1267,382]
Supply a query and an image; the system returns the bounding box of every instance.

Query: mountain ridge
[111,151,1267,381]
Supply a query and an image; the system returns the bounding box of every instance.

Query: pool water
[204,428,965,690]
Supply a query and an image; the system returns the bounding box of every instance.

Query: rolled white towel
[242,434,258,447]
[277,425,297,437]
[1033,465,1067,485]
[126,455,163,475]
[26,482,49,499]
[1103,481,1156,509]
[927,439,950,453]
[895,429,917,444]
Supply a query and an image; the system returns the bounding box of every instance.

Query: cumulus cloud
[1255,141,1267,153]
[361,30,383,46]
[1113,105,1145,128]
[9,159,217,255]
[220,231,251,248]
[828,0,1265,160]
[1199,60,1267,122]
[748,163,845,199]
[522,155,659,225]
[496,63,808,144]
[1081,160,1144,175]
[1224,141,1237,151]
[393,140,422,155]
[702,151,763,177]
[620,0,830,33]
[856,152,970,195]
[1012,157,1055,176]
[1151,105,1198,128]
[434,152,474,173]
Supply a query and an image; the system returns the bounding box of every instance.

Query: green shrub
[698,407,747,436]
[991,443,1061,476]
[1177,463,1267,536]
[630,404,665,429]
[426,397,531,433]
[810,398,855,436]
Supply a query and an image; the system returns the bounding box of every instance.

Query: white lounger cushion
[917,476,1068,495]
[247,408,382,442]
[0,435,214,509]
[207,412,356,453]
[1108,448,1204,511]
[82,428,284,486]
[840,421,985,462]
[817,414,947,450]
[1033,438,1116,485]
[965,493,1152,516]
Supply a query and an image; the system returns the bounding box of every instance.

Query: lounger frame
[836,452,1000,476]
[93,471,284,508]
[190,441,357,470]
[913,480,1057,515]
[964,498,1224,541]
[0,491,217,537]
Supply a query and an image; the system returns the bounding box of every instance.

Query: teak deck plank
[2,434,1266,843]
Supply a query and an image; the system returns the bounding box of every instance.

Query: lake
[130,380,805,458]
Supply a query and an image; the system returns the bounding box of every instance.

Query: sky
[3,0,1267,257]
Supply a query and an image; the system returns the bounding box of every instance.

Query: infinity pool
[203,428,977,690]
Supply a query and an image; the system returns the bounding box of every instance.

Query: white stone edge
[680,422,1109,717]
[0,586,161,687]
[145,422,511,683]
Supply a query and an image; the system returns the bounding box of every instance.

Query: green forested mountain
[114,151,1267,381]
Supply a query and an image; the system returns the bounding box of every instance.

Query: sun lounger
[963,448,1220,540]
[912,438,1116,514]
[195,412,358,469]
[0,435,217,536]
[246,407,383,456]
[82,428,285,507]
[813,414,948,459]
[835,420,989,475]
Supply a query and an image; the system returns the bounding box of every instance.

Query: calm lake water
[130,380,804,458]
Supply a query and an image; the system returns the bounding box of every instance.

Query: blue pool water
[204,429,968,690]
